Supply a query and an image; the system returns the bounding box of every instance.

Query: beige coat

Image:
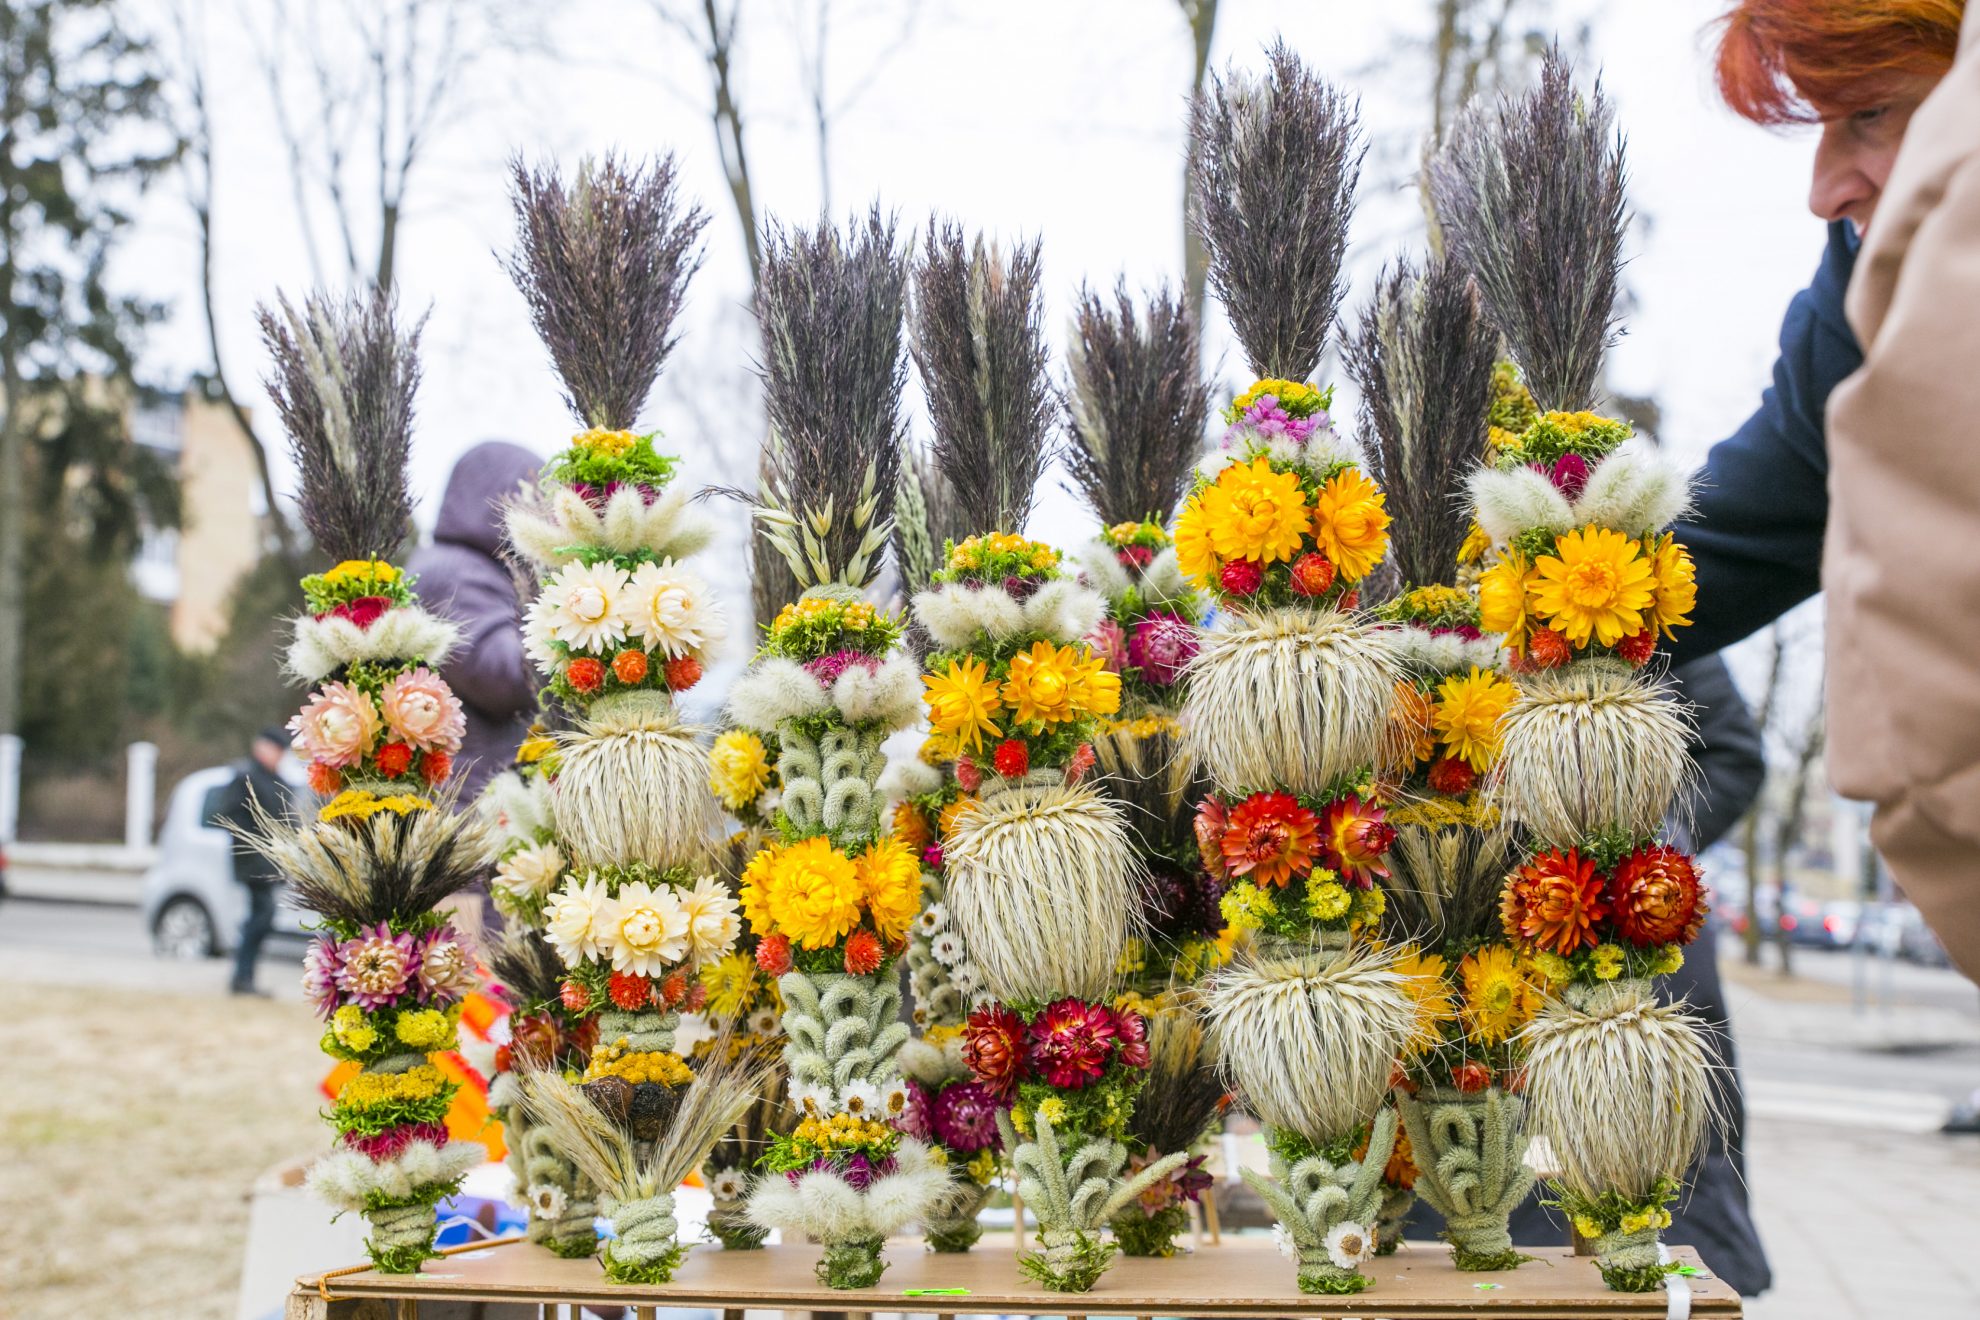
[1826,11,1980,981]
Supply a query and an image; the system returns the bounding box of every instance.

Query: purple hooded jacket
[409,441,544,796]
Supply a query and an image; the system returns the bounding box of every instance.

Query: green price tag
[902,1288,972,1296]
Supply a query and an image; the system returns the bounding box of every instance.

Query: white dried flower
[837,1079,883,1118]
[1326,1221,1373,1269]
[930,932,965,967]
[526,1183,567,1220]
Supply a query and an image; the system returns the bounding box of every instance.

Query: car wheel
[153,895,218,959]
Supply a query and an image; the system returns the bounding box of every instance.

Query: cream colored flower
[1325,1220,1374,1268]
[604,880,691,976]
[541,559,629,652]
[494,841,566,903]
[622,559,726,657]
[544,872,613,966]
[677,872,742,963]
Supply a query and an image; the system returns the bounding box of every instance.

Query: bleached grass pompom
[1520,980,1716,1203]
[1491,662,1691,848]
[553,693,713,869]
[286,608,460,686]
[912,583,1025,651]
[876,754,943,804]
[1570,441,1691,536]
[506,481,715,571]
[1074,539,1133,601]
[1388,624,1504,680]
[1138,548,1196,611]
[1182,607,1400,798]
[307,1140,483,1213]
[728,657,832,733]
[942,783,1136,1004]
[746,1138,947,1241]
[1467,465,1573,549]
[475,769,554,858]
[833,653,923,728]
[1200,942,1416,1146]
[1021,579,1106,644]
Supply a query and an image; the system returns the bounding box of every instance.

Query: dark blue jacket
[1670,221,1862,663]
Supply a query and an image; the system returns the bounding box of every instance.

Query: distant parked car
[1860,900,1953,967]
[141,764,311,959]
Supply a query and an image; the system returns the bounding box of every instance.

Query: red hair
[1715,0,1964,123]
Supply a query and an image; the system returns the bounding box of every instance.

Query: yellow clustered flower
[1572,1213,1605,1241]
[1035,1096,1068,1126]
[946,532,1059,576]
[571,427,638,458]
[1401,584,1472,616]
[318,789,434,824]
[1231,378,1326,415]
[1590,943,1626,981]
[584,1041,695,1087]
[708,730,773,810]
[1010,1104,1031,1135]
[321,558,401,590]
[1219,882,1279,932]
[1101,713,1182,740]
[1459,944,1538,1045]
[1349,886,1386,928]
[1486,425,1524,455]
[1620,1207,1674,1235]
[331,1006,377,1053]
[923,1022,964,1050]
[965,1148,1000,1186]
[1309,467,1392,583]
[1306,877,1352,923]
[770,596,884,637]
[339,1065,448,1108]
[1000,640,1121,729]
[739,836,921,949]
[1433,668,1518,773]
[394,1007,455,1050]
[1651,945,1685,976]
[1115,939,1148,977]
[1388,797,1499,830]
[1525,950,1575,985]
[794,1112,898,1152]
[515,732,556,765]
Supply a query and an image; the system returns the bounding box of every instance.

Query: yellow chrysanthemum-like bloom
[857,836,924,943]
[1529,526,1655,647]
[708,729,773,810]
[938,795,980,836]
[1390,945,1456,1057]
[572,427,638,457]
[1389,680,1437,768]
[1001,640,1117,727]
[762,837,866,950]
[322,558,401,589]
[923,656,1002,753]
[701,951,762,1021]
[1197,458,1311,566]
[515,732,556,765]
[1231,378,1325,415]
[1477,554,1535,651]
[1171,493,1221,589]
[1590,943,1625,981]
[1458,521,1493,567]
[1309,467,1392,583]
[1646,532,1697,640]
[1433,668,1518,772]
[1458,944,1536,1045]
[737,842,783,935]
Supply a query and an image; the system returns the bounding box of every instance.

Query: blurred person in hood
[410,441,544,797]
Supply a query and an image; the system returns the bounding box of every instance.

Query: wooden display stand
[287,1234,1739,1318]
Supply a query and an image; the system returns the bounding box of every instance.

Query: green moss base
[1599,1260,1674,1292]
[818,1238,888,1289]
[1017,1233,1118,1292]
[1112,1203,1189,1258]
[1451,1244,1533,1271]
[601,1239,688,1285]
[365,1239,441,1275]
[1297,1268,1373,1295]
[544,1233,598,1260]
[924,1221,985,1253]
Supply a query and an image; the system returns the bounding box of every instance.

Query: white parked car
[141,763,312,959]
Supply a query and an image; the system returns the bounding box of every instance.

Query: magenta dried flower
[930,1081,1003,1154]
[803,648,881,686]
[1086,617,1128,674]
[344,1121,450,1162]
[894,1078,934,1141]
[1128,611,1199,687]
[303,937,345,1018]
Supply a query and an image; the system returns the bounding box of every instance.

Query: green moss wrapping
[1395,1086,1535,1271]
[1111,1201,1190,1258]
[1240,1108,1396,1296]
[818,1237,888,1289]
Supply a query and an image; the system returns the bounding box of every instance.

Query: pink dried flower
[1086,617,1128,674]
[335,922,418,1010]
[303,937,344,1018]
[344,1122,450,1162]
[415,928,476,1002]
[1129,612,1199,687]
[288,681,382,769]
[803,648,881,685]
[380,667,466,754]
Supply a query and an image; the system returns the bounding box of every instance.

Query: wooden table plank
[293,1235,1740,1317]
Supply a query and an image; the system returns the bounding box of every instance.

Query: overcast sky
[116,0,1832,722]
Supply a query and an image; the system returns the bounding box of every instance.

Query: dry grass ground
[0,982,326,1319]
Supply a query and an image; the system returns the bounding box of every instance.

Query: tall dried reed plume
[258,288,423,563]
[1189,41,1363,382]
[1430,49,1628,413]
[505,152,707,429]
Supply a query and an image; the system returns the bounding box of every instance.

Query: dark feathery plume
[1429,47,1629,413]
[908,220,1058,534]
[1126,1009,1227,1156]
[489,926,568,1013]
[740,208,910,591]
[1346,257,1498,591]
[505,152,708,430]
[1188,41,1364,383]
[1063,280,1210,527]
[243,792,485,931]
[257,288,423,563]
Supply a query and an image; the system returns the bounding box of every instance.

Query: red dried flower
[1426,756,1478,796]
[954,757,983,793]
[1616,629,1657,667]
[1501,848,1607,955]
[1527,627,1571,670]
[1064,742,1097,784]
[1317,794,1396,887]
[559,980,591,1013]
[1193,797,1231,879]
[608,972,651,1010]
[1340,589,1360,610]
[664,655,703,691]
[374,742,413,778]
[1289,552,1337,597]
[755,933,793,977]
[844,928,884,976]
[331,595,393,630]
[1114,1007,1151,1070]
[1220,791,1320,888]
[684,981,708,1013]
[566,657,606,693]
[307,761,343,795]
[494,1044,514,1074]
[962,1004,1027,1100]
[992,738,1030,778]
[1607,845,1709,947]
[612,649,649,685]
[659,970,690,1007]
[1503,1065,1528,1095]
[419,750,452,785]
[1025,997,1118,1090]
[1218,558,1264,596]
[1452,1061,1494,1094]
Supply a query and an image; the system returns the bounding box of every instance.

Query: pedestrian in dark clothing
[212,728,294,996]
[408,441,543,796]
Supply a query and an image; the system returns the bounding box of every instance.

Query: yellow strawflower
[1000,641,1088,728]
[1477,554,1535,650]
[1458,944,1536,1045]
[708,729,773,810]
[1433,668,1518,772]
[1309,467,1392,582]
[856,836,923,943]
[1645,532,1697,639]
[701,951,761,1020]
[765,837,864,949]
[1390,945,1456,1057]
[1171,493,1222,589]
[1529,526,1655,647]
[923,656,1002,753]
[1197,458,1310,566]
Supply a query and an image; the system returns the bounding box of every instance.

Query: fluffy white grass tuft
[286,608,460,685]
[506,482,715,571]
[308,1140,483,1212]
[727,658,831,733]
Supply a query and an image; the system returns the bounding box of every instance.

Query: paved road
[0,890,309,997]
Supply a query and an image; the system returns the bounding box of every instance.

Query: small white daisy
[526,1183,568,1220]
[709,1170,747,1202]
[837,1079,883,1118]
[950,962,981,994]
[747,1006,781,1037]
[882,1079,911,1117]
[1325,1220,1373,1269]
[1272,1222,1299,1262]
[930,932,965,967]
[792,1082,832,1118]
[916,902,948,935]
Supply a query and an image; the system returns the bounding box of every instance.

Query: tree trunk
[1179,0,1218,334]
[0,62,25,741]
[706,0,761,286]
